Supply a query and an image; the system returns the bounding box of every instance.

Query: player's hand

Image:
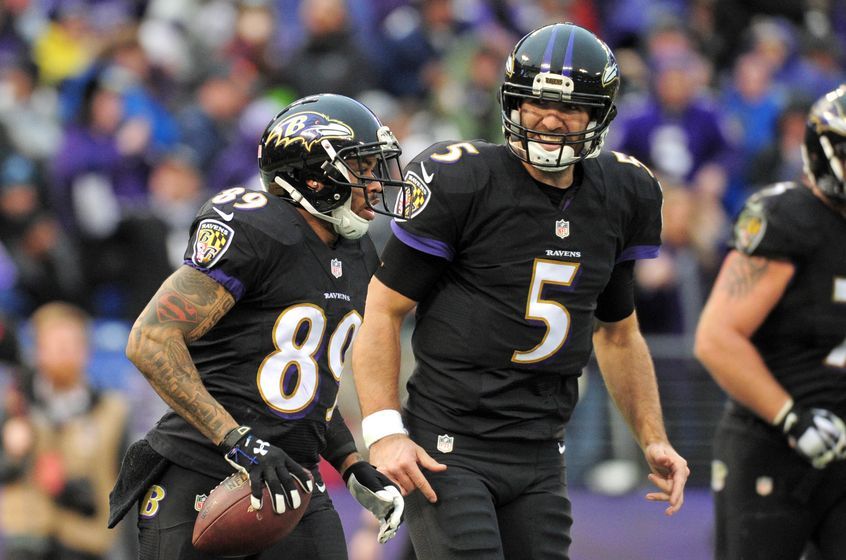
[644,442,689,516]
[778,406,846,469]
[343,461,404,543]
[220,426,313,514]
[369,434,447,503]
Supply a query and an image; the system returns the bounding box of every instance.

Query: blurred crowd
[0,0,841,328]
[0,0,842,558]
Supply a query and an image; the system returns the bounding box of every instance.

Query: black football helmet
[501,23,620,171]
[258,93,410,239]
[802,85,846,203]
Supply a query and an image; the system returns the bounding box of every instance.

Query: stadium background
[0,0,843,558]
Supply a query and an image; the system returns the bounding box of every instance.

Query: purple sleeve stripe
[390,221,455,261]
[616,245,660,263]
[183,260,246,301]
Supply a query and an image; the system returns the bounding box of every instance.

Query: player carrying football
[108,94,406,559]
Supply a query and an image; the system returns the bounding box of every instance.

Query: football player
[351,23,689,559]
[108,94,406,559]
[695,86,846,559]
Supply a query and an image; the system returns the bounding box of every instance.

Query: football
[192,471,313,556]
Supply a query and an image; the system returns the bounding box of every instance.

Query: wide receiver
[109,94,406,559]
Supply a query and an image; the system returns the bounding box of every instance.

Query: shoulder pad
[401,141,495,219]
[603,151,658,182]
[195,187,304,246]
[591,151,662,201]
[734,182,816,257]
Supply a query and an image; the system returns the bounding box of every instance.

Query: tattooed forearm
[126,266,237,444]
[721,254,769,299]
[142,338,230,442]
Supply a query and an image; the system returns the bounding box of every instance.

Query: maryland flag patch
[394,170,431,221]
[192,219,234,268]
[733,204,767,254]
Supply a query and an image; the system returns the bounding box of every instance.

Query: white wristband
[772,397,794,426]
[362,409,408,449]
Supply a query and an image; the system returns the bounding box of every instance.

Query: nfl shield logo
[330,258,342,278]
[194,494,207,512]
[436,434,454,453]
[555,219,570,239]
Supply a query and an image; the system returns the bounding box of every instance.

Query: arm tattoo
[721,254,769,299]
[128,266,236,443]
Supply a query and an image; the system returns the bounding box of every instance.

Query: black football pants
[404,417,573,560]
[713,408,846,560]
[136,462,347,560]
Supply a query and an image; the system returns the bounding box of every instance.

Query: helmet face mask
[258,94,411,238]
[802,85,846,204]
[500,23,620,171]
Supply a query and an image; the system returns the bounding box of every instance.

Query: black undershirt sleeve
[375,234,450,302]
[322,410,357,471]
[594,260,636,322]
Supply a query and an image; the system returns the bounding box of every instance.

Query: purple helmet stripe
[540,25,559,72]
[562,25,576,77]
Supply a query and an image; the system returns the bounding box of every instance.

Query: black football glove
[777,405,846,469]
[343,461,404,543]
[220,426,312,514]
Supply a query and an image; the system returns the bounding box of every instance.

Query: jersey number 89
[257,304,361,419]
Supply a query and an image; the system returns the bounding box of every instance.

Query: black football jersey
[146,187,379,478]
[391,141,662,440]
[732,182,846,417]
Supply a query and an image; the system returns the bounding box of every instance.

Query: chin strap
[508,109,607,171]
[273,176,369,239]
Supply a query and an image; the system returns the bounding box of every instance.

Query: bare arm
[351,276,416,416]
[125,265,237,445]
[694,250,794,423]
[593,311,689,514]
[351,276,446,501]
[594,312,668,450]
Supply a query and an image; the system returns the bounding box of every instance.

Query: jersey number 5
[512,259,580,364]
[257,305,361,419]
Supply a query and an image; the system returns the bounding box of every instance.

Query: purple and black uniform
[713,182,846,560]
[387,141,662,441]
[377,140,662,559]
[136,188,377,560]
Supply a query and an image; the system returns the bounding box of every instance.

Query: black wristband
[341,461,368,484]
[218,426,251,453]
